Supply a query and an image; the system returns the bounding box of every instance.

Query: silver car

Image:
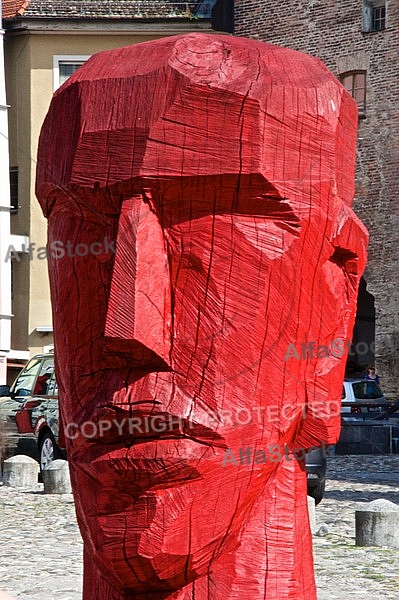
[341,379,397,421]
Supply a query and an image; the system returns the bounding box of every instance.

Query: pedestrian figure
[365,366,380,385]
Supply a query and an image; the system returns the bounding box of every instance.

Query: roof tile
[2,1,31,19]
[3,1,214,20]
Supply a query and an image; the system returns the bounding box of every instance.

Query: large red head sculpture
[36,34,367,600]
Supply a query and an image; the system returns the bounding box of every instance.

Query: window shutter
[362,0,373,32]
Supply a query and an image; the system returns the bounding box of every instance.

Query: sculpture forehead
[65,33,338,95]
[36,33,358,215]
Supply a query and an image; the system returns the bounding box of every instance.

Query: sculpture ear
[104,195,172,370]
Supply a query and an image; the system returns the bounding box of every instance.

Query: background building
[2,0,220,383]
[235,0,399,397]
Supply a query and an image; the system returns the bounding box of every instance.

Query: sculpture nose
[104,194,172,370]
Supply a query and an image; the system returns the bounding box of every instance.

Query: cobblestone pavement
[314,454,399,600]
[0,455,398,599]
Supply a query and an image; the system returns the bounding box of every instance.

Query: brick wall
[235,0,399,397]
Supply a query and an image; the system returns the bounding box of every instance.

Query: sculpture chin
[75,442,248,594]
[86,494,239,594]
[92,545,200,594]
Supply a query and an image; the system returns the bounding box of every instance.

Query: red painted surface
[36,34,368,599]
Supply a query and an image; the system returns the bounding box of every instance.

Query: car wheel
[39,431,59,473]
[308,480,326,505]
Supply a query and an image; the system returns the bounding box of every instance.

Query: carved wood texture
[36,33,368,600]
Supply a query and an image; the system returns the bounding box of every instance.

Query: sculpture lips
[75,438,222,493]
[88,407,227,449]
[69,408,228,491]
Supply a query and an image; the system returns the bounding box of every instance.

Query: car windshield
[10,356,56,398]
[11,358,43,397]
[352,381,384,400]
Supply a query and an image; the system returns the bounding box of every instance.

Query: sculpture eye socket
[329,248,358,272]
[232,214,300,260]
[326,247,360,304]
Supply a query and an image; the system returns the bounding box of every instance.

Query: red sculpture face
[37,34,367,598]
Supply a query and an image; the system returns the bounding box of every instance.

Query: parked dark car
[0,353,64,471]
[306,446,327,505]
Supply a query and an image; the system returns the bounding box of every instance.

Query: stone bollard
[2,455,39,488]
[356,499,399,548]
[42,459,72,494]
[307,495,316,534]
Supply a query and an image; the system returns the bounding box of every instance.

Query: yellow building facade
[4,2,216,382]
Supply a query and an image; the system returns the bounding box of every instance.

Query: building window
[53,55,90,90]
[340,71,367,118]
[191,0,217,17]
[363,1,386,32]
[373,4,386,30]
[9,167,18,214]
